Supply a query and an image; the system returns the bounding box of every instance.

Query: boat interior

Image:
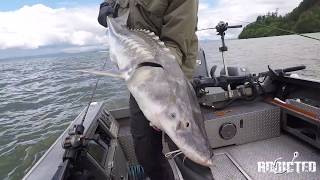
[23,48,320,180]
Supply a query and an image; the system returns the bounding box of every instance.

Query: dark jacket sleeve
[98,1,120,27]
[98,2,109,27]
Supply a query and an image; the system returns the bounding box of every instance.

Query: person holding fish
[97,1,212,180]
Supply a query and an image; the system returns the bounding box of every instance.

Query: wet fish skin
[106,15,213,167]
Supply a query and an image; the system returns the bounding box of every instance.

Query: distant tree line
[239,0,320,39]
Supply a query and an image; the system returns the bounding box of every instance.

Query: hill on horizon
[239,0,320,39]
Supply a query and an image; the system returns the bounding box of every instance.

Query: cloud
[197,0,303,39]
[0,1,303,51]
[0,4,106,50]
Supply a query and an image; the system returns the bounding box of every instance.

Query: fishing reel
[62,124,102,161]
[215,21,242,53]
[53,124,101,180]
[62,124,85,150]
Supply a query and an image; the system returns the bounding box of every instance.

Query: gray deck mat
[210,153,247,180]
[213,134,320,180]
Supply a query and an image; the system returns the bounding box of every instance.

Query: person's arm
[160,0,199,79]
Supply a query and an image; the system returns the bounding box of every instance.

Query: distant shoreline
[1,32,319,60]
[239,0,320,39]
[238,32,320,40]
[0,50,106,61]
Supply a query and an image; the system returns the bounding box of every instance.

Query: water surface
[0,33,319,180]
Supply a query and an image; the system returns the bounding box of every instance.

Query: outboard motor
[220,66,250,77]
[209,65,251,89]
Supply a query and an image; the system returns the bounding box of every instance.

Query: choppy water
[0,33,320,180]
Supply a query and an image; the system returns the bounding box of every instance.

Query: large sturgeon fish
[80,13,213,167]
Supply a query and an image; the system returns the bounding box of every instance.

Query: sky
[0,0,302,59]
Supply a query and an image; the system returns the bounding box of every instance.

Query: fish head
[128,67,213,167]
[157,95,214,167]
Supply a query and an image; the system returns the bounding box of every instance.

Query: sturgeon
[80,14,213,167]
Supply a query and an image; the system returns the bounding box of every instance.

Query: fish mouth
[175,144,214,167]
[184,151,214,167]
[204,157,214,167]
[199,157,213,167]
[165,129,213,167]
[202,151,215,167]
[195,152,214,167]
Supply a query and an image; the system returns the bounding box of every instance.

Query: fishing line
[165,149,183,159]
[182,156,187,164]
[70,92,90,106]
[198,27,216,31]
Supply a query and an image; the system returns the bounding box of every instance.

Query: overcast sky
[0,0,302,58]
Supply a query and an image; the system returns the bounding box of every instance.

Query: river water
[0,33,319,180]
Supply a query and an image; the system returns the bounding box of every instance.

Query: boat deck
[117,116,320,179]
[23,102,320,180]
[114,103,320,179]
[210,133,320,179]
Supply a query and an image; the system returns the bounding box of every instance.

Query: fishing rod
[198,27,216,31]
[53,58,109,180]
[198,25,242,32]
[199,21,243,99]
[198,20,320,42]
[76,59,108,134]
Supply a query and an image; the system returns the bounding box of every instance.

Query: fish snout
[198,150,214,167]
[205,154,214,167]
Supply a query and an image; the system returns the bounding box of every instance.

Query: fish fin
[77,69,124,79]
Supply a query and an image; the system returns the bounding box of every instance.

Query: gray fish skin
[107,15,213,167]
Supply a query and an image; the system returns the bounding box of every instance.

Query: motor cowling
[220,66,250,90]
[220,66,250,77]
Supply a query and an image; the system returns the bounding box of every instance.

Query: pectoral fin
[77,69,124,79]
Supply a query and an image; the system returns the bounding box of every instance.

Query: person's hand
[98,0,117,27]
